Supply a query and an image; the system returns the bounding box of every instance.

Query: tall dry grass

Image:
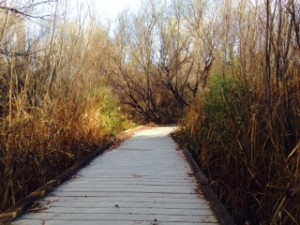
[0,93,113,211]
[0,72,131,212]
[177,1,300,224]
[178,74,300,225]
[0,1,132,212]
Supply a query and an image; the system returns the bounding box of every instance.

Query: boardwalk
[12,126,220,225]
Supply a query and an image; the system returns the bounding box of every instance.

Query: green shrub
[203,76,249,148]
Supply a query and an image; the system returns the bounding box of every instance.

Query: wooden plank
[35,201,210,209]
[38,207,214,215]
[13,219,220,225]
[21,213,218,223]
[50,192,204,198]
[53,186,199,193]
[63,179,196,184]
[41,195,206,203]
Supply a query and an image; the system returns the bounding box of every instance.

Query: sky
[92,0,141,23]
[4,0,142,38]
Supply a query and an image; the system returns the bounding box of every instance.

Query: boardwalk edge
[0,143,112,225]
[171,133,236,225]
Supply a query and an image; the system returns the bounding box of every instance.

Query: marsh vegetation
[0,0,299,224]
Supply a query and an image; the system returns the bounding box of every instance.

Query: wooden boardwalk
[12,126,220,225]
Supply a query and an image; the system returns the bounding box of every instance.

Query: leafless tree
[105,0,217,122]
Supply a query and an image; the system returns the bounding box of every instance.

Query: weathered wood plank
[36,207,214,215]
[35,201,210,209]
[21,213,218,223]
[41,196,206,203]
[50,192,204,198]
[53,186,199,193]
[13,219,220,225]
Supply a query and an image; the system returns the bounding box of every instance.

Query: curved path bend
[13,126,220,225]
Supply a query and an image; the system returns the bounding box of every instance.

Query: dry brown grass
[0,2,133,212]
[0,91,123,212]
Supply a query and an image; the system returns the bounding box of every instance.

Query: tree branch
[0,6,51,20]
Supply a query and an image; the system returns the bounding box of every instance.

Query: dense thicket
[0,0,132,212]
[177,0,300,224]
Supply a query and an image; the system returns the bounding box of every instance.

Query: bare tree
[105,7,163,122]
[105,0,217,122]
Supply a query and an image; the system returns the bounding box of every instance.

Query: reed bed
[178,75,300,224]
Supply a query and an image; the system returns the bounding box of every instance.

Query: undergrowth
[178,75,300,225]
[0,87,132,212]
